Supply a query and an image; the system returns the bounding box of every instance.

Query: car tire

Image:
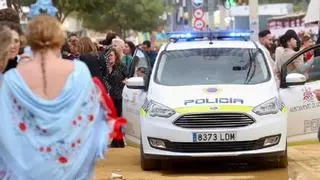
[276,149,288,168]
[140,142,161,171]
[318,127,320,142]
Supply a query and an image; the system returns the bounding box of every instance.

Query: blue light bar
[167,30,253,40]
[168,32,193,39]
[228,32,252,37]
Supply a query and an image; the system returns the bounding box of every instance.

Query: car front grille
[173,113,255,128]
[165,139,265,153]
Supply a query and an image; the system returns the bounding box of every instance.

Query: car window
[304,56,320,83]
[155,48,270,86]
[130,50,149,78]
[286,47,320,83]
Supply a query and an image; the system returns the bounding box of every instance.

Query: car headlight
[253,97,279,116]
[142,100,176,118]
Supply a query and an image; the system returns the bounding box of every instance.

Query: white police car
[122,31,320,170]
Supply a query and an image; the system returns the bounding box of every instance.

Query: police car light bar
[167,30,253,41]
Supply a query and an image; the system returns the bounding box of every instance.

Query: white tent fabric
[270,25,319,37]
[0,0,7,10]
[304,0,320,24]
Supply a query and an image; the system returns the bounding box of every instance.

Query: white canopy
[270,25,319,37]
[0,0,7,10]
[230,3,293,17]
[304,0,320,24]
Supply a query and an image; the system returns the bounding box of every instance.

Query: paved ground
[95,144,320,180]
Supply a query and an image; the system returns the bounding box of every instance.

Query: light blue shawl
[0,60,108,179]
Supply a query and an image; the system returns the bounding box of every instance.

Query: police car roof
[164,40,258,51]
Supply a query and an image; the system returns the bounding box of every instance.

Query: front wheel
[140,142,161,171]
[318,127,320,142]
[276,149,288,168]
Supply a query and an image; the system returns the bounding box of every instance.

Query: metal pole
[208,0,215,29]
[188,0,192,30]
[249,0,259,41]
[219,3,225,29]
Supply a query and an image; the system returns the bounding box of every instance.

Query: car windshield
[155,48,270,86]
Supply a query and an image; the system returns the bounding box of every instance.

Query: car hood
[148,82,278,113]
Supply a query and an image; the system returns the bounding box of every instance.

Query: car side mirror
[286,73,306,86]
[126,77,145,90]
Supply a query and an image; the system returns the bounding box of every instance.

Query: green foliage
[19,0,165,32]
[21,0,36,6]
[19,0,105,22]
[80,0,165,35]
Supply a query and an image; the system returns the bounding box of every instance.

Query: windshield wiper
[244,49,253,82]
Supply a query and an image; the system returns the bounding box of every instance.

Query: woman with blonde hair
[112,38,132,73]
[77,36,102,80]
[0,15,108,179]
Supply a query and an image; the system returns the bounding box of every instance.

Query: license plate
[193,132,237,142]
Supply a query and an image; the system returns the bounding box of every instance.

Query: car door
[279,44,320,139]
[122,48,151,141]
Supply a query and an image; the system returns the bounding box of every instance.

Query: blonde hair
[26,15,65,95]
[0,25,13,72]
[27,15,65,52]
[77,37,97,54]
[111,48,122,65]
[112,38,125,49]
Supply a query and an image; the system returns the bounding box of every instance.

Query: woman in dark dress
[106,48,128,116]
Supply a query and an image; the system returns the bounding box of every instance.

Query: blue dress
[0,60,109,179]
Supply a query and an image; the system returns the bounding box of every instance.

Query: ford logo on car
[204,87,221,94]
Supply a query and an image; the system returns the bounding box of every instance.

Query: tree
[80,0,166,36]
[53,0,105,23]
[18,0,106,23]
[6,0,22,11]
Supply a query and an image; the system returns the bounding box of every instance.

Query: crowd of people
[0,7,159,179]
[258,28,320,83]
[60,32,158,116]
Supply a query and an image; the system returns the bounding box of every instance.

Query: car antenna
[208,28,214,44]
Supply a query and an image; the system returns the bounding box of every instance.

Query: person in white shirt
[259,30,276,71]
[259,30,278,85]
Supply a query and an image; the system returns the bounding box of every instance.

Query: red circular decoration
[88,114,94,122]
[58,156,68,164]
[19,123,27,132]
[46,147,52,152]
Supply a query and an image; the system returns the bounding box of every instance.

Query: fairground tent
[304,0,320,24]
